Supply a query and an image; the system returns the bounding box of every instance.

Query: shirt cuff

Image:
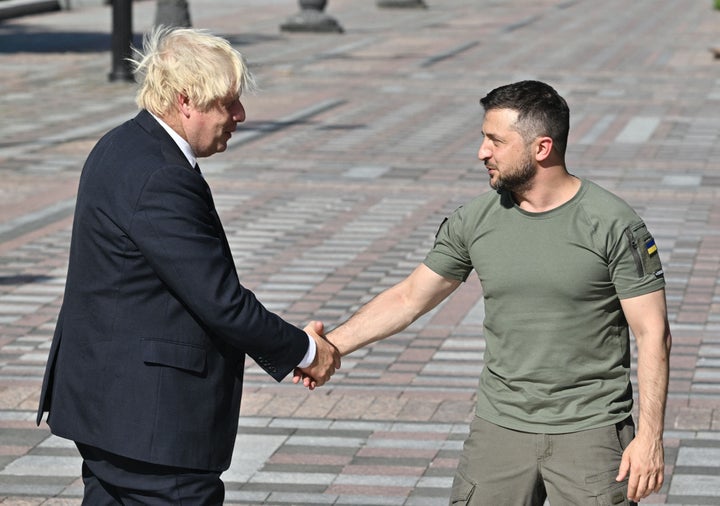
[296,333,316,369]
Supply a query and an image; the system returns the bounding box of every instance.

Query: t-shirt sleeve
[609,218,666,299]
[423,210,474,282]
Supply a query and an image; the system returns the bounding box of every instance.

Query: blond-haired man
[37,27,340,504]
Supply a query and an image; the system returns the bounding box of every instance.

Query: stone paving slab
[1,0,720,504]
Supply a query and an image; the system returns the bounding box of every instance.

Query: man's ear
[178,93,192,118]
[535,136,554,162]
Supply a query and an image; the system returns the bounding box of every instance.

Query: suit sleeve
[128,164,307,380]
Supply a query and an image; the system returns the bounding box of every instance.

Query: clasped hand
[294,321,341,390]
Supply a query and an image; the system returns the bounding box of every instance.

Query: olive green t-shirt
[424,178,665,433]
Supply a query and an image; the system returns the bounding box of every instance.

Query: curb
[0,0,109,21]
[0,0,60,20]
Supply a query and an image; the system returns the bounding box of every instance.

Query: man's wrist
[296,333,317,368]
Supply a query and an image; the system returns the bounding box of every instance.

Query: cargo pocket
[450,472,476,505]
[595,479,634,506]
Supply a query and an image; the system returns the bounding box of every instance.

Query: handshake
[293,320,342,390]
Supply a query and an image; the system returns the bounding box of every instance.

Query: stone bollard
[154,0,192,28]
[280,0,343,33]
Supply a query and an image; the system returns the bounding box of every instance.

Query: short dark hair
[480,80,570,157]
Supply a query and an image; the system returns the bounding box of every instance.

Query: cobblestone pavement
[1,0,720,504]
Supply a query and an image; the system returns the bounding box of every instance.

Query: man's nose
[478,142,490,160]
[233,102,246,123]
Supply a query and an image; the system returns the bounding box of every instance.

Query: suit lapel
[135,111,235,264]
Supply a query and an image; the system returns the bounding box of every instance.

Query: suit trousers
[76,443,224,505]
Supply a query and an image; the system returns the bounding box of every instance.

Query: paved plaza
[1,0,720,504]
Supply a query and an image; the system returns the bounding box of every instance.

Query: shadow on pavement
[0,274,56,285]
[0,25,142,53]
[0,26,287,53]
[221,33,285,47]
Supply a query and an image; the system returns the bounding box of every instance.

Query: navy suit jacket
[37,110,308,472]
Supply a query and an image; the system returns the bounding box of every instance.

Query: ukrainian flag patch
[646,238,658,256]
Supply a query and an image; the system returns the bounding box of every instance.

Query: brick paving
[1,0,719,504]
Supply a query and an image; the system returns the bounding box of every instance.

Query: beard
[489,152,537,193]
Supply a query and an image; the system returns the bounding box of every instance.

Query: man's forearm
[327,289,416,356]
[635,326,671,440]
[327,264,461,356]
[621,290,672,438]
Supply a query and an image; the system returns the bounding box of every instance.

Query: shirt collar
[150,112,198,169]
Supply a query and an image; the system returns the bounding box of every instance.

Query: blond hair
[129,26,256,116]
